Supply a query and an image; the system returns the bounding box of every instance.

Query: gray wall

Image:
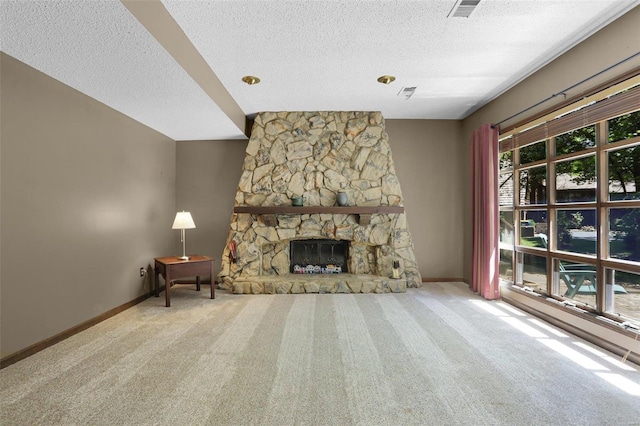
[175,140,246,276]
[0,53,177,357]
[386,119,464,279]
[175,119,465,281]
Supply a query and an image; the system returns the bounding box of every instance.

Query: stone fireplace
[218,111,421,294]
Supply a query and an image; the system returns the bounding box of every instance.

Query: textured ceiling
[1,0,639,140]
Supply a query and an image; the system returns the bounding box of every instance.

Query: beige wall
[175,140,246,276]
[386,119,464,279]
[0,53,177,357]
[461,5,640,281]
[176,119,465,280]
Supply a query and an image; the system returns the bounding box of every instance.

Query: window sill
[502,283,640,365]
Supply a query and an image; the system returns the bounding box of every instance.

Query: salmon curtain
[471,124,500,300]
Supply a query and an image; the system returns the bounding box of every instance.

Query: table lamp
[172,211,196,260]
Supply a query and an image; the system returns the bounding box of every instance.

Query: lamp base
[177,255,190,261]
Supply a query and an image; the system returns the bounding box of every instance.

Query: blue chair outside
[535,233,628,298]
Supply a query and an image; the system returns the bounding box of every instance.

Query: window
[608,145,640,201]
[555,157,596,203]
[555,125,596,155]
[552,258,597,308]
[609,207,640,262]
[556,208,597,255]
[518,252,547,293]
[499,84,640,327]
[518,165,547,205]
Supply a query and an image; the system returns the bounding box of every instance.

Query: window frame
[498,84,640,326]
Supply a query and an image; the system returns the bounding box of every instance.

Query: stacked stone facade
[218,111,421,293]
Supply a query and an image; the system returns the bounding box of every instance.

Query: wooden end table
[154,255,215,307]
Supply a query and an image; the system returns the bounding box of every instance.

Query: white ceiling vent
[397,87,417,100]
[448,0,481,18]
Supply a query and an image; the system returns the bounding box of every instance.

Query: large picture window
[499,86,640,327]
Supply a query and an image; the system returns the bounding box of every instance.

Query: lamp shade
[172,211,196,229]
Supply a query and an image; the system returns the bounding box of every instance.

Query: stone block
[375,281,388,293]
[244,193,267,206]
[354,127,382,147]
[256,148,271,166]
[361,281,376,293]
[336,281,351,293]
[309,115,325,128]
[255,226,279,242]
[264,282,276,294]
[389,279,406,293]
[362,187,382,203]
[270,139,287,165]
[252,180,272,194]
[335,225,353,240]
[238,170,253,192]
[265,119,290,136]
[347,280,363,293]
[319,282,336,293]
[314,139,331,160]
[345,117,367,139]
[276,283,292,294]
[271,250,289,275]
[246,136,261,156]
[304,282,320,293]
[277,215,301,229]
[253,163,275,183]
[382,173,402,198]
[251,282,265,294]
[291,282,304,293]
[304,190,320,206]
[233,282,250,294]
[369,224,390,246]
[286,141,313,160]
[276,228,296,241]
[352,147,370,171]
[323,169,347,191]
[261,112,278,124]
[289,171,306,195]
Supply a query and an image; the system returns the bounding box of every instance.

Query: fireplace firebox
[290,239,348,274]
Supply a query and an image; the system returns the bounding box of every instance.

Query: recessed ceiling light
[242,76,260,85]
[377,75,396,84]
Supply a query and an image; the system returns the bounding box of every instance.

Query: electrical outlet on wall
[140,267,146,277]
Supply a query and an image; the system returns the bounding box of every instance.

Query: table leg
[210,261,215,299]
[154,265,160,297]
[196,276,201,291]
[165,270,171,307]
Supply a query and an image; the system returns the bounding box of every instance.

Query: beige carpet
[1,282,639,425]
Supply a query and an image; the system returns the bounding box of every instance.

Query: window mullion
[547,137,556,294]
[596,120,607,311]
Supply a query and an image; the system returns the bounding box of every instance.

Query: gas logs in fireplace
[290,239,348,274]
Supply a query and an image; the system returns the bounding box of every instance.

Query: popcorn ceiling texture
[218,111,421,294]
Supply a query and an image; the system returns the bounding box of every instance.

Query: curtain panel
[471,124,500,300]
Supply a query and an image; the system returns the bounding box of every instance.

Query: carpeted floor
[1,282,639,425]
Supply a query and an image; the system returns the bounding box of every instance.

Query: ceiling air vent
[397,87,417,100]
[448,0,481,18]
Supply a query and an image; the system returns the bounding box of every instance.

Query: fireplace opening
[290,239,348,274]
